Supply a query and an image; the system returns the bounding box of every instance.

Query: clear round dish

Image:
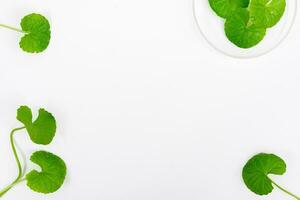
[193,0,297,59]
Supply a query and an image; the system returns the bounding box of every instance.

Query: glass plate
[193,0,297,58]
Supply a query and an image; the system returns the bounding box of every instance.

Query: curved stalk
[270,179,300,200]
[0,178,25,197]
[10,127,25,183]
[0,127,26,198]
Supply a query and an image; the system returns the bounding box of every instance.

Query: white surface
[0,0,299,199]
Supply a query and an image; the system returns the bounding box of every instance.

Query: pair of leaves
[16,106,66,194]
[208,0,286,48]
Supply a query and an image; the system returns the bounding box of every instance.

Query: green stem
[10,127,25,183]
[0,127,26,198]
[0,24,26,33]
[270,179,300,200]
[0,178,25,197]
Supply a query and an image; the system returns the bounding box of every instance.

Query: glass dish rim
[192,0,298,59]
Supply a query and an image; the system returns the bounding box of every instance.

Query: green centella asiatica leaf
[249,0,286,28]
[17,106,56,145]
[208,0,250,18]
[26,151,67,194]
[19,13,51,53]
[225,8,266,48]
[207,0,286,48]
[242,153,286,195]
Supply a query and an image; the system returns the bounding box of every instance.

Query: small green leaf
[29,109,56,145]
[17,106,33,125]
[249,0,286,28]
[242,153,286,195]
[26,151,67,194]
[19,13,51,53]
[208,0,249,18]
[225,8,266,48]
[17,106,56,145]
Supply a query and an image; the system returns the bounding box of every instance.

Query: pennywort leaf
[17,106,56,145]
[208,0,286,48]
[17,105,33,125]
[20,13,51,53]
[0,106,67,197]
[249,0,286,28]
[208,0,250,18]
[243,153,300,200]
[224,9,266,48]
[26,151,67,194]
[0,13,51,53]
[242,153,286,195]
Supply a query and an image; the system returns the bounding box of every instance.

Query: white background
[0,0,299,199]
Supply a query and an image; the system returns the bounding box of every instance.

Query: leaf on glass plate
[249,0,286,28]
[208,0,249,18]
[225,8,266,48]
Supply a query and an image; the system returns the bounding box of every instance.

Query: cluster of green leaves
[243,153,300,200]
[0,106,66,197]
[208,0,286,48]
[0,13,51,53]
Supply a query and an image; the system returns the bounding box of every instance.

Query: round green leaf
[17,106,56,145]
[225,8,266,48]
[208,0,249,18]
[242,153,286,195]
[19,13,51,53]
[249,0,286,28]
[26,151,67,194]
